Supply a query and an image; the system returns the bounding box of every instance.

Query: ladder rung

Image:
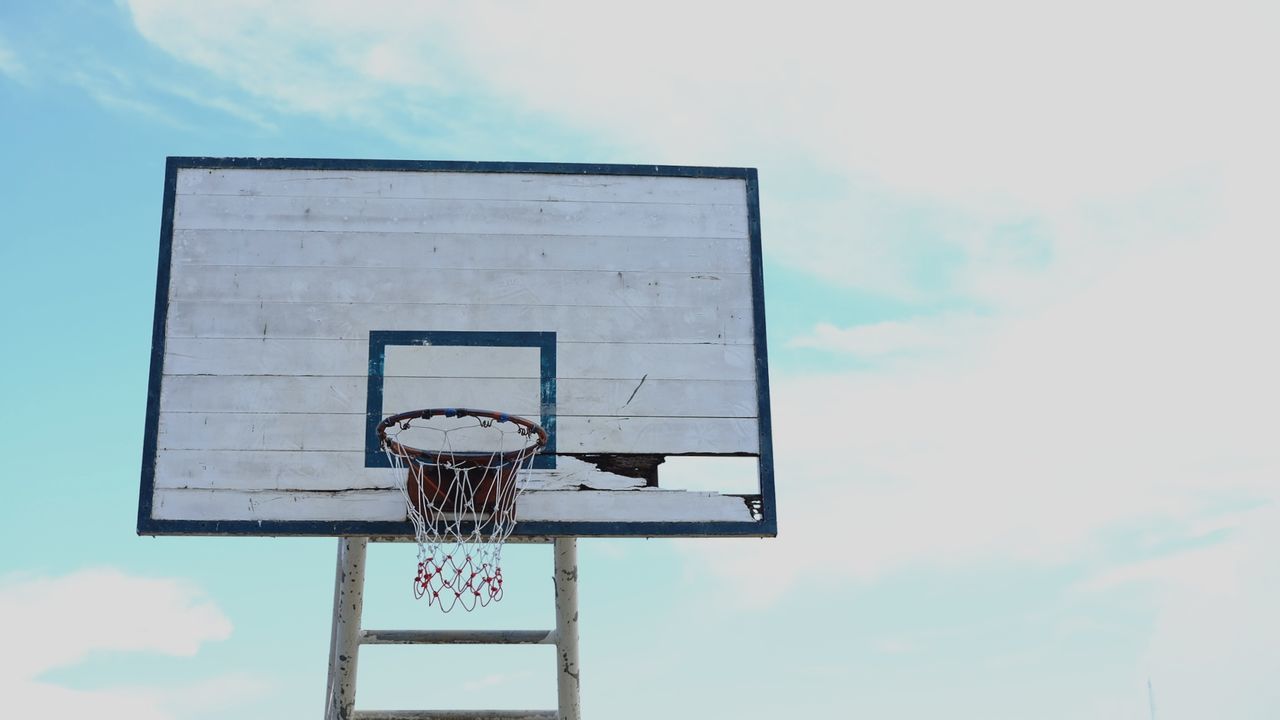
[359,629,557,645]
[353,707,552,712]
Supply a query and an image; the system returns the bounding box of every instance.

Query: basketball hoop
[377,408,547,612]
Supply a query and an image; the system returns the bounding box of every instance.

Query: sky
[2,0,1278,717]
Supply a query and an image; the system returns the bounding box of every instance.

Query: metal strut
[325,537,582,720]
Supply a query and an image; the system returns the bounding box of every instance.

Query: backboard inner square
[383,344,542,419]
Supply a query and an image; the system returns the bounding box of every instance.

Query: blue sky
[2,1,1278,718]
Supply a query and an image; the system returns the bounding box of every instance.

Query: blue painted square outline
[364,330,557,469]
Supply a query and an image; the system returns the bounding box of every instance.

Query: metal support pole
[326,537,369,720]
[552,538,580,720]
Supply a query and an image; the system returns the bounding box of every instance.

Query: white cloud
[0,35,28,81]
[685,201,1280,602]
[0,568,262,720]
[125,0,464,120]
[120,0,1278,303]
[171,0,1276,211]
[1138,517,1280,719]
[0,567,231,679]
[66,67,187,127]
[10,673,270,720]
[789,314,992,360]
[1068,506,1280,719]
[148,79,278,131]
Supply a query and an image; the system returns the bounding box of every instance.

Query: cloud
[127,0,1274,212]
[10,673,270,720]
[1138,515,1280,719]
[0,568,232,678]
[65,66,187,127]
[1070,506,1280,719]
[789,314,992,361]
[124,0,465,120]
[0,35,28,81]
[685,201,1280,603]
[147,79,278,131]
[0,568,262,720]
[119,1,1278,305]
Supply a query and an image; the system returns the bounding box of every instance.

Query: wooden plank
[378,375,757,418]
[383,344,541,380]
[150,487,756,522]
[520,489,755,522]
[157,376,360,415]
[158,375,757,417]
[155,449,388,490]
[170,229,753,274]
[173,193,748,238]
[152,451,646,491]
[176,168,748,206]
[158,412,359,452]
[164,301,754,344]
[164,338,756,381]
[151,487,406,521]
[156,413,760,454]
[379,376,540,416]
[167,265,750,309]
[552,416,759,454]
[561,342,755,382]
[382,341,755,382]
[164,337,365,376]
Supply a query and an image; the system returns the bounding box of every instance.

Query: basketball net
[380,409,544,612]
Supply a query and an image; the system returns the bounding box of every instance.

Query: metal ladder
[324,537,581,720]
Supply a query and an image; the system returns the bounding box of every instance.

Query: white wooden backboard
[139,158,775,537]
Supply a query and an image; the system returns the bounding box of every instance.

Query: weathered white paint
[325,537,366,720]
[169,265,750,309]
[553,538,581,720]
[153,452,647,492]
[159,375,757,417]
[358,629,558,645]
[550,416,759,454]
[157,414,759,454]
[164,338,756,381]
[351,706,557,718]
[165,301,754,344]
[520,489,754,522]
[383,344,541,380]
[152,487,407,521]
[150,167,764,528]
[152,487,756,523]
[172,229,752,274]
[174,193,747,238]
[177,168,746,206]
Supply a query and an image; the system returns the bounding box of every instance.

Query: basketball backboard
[138,157,774,537]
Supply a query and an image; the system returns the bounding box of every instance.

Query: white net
[380,409,544,612]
